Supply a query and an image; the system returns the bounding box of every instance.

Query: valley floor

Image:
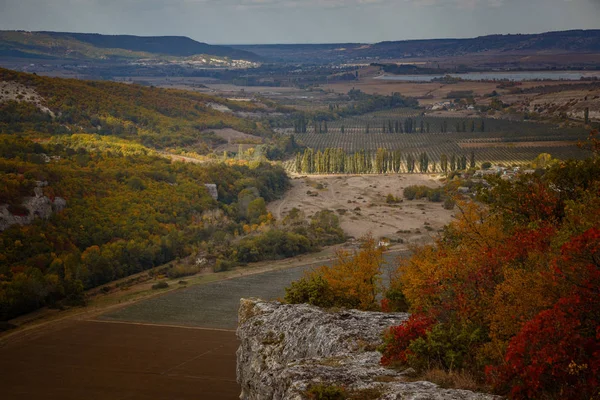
[269,173,453,243]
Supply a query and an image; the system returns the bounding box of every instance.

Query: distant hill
[0,31,262,62]
[233,30,600,63]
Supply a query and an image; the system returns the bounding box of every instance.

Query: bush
[487,293,600,399]
[381,286,409,313]
[305,384,346,400]
[443,198,455,210]
[406,321,488,372]
[481,162,492,170]
[284,272,335,308]
[214,258,236,272]
[151,281,169,290]
[380,314,435,366]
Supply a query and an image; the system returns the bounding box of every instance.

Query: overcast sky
[0,0,599,44]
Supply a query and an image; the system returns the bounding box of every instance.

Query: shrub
[406,321,488,372]
[284,271,335,308]
[214,258,236,272]
[487,293,600,400]
[151,281,169,290]
[305,384,346,400]
[381,286,409,313]
[443,198,455,210]
[481,162,492,170]
[380,314,435,366]
[166,264,198,279]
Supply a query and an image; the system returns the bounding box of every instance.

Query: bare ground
[269,174,454,245]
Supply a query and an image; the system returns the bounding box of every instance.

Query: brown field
[323,78,590,101]
[0,320,239,400]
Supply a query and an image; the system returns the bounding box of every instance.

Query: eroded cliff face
[236,299,501,400]
[0,181,66,231]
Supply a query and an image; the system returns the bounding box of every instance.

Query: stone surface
[236,298,501,400]
[204,183,218,200]
[0,187,67,231]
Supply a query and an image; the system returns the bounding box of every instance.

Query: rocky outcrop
[204,184,218,200]
[0,181,66,231]
[237,299,501,400]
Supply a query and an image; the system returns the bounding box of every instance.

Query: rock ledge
[236,298,501,400]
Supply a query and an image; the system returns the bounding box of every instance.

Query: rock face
[204,184,218,200]
[0,182,67,231]
[237,299,501,400]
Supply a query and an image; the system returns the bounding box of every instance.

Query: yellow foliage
[318,235,383,310]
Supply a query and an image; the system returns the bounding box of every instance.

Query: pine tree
[470,151,475,169]
[460,154,467,170]
[450,154,456,171]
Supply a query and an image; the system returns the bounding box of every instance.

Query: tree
[450,154,456,171]
[406,154,415,173]
[440,154,448,174]
[584,107,590,125]
[470,151,475,169]
[316,235,384,310]
[419,152,429,173]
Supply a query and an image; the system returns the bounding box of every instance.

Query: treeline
[293,116,487,134]
[294,147,476,174]
[291,90,419,133]
[0,135,289,320]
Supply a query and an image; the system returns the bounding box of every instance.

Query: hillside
[0,30,261,62]
[234,29,600,63]
[0,67,273,152]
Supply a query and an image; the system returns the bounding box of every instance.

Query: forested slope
[0,68,271,151]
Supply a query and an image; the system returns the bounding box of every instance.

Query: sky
[0,0,599,44]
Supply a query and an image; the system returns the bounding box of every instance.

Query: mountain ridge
[0,30,262,62]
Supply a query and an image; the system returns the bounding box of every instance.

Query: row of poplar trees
[295,148,477,174]
[293,118,486,134]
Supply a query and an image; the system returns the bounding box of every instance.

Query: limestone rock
[236,299,501,400]
[0,191,67,231]
[204,183,218,200]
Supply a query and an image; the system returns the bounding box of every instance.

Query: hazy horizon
[0,0,599,45]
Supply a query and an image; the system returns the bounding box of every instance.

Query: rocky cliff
[237,299,501,400]
[0,181,66,231]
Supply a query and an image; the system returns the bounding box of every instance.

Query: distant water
[375,71,600,82]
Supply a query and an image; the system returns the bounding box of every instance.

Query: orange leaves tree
[285,234,384,311]
[381,154,600,398]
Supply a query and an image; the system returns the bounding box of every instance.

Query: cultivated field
[282,110,591,169]
[0,320,240,400]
